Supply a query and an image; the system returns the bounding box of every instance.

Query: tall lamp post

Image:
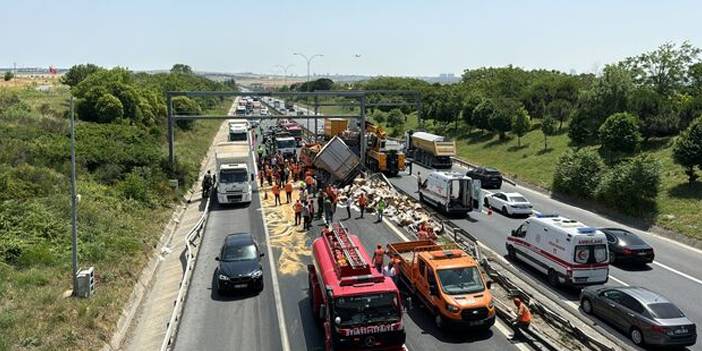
[274,64,294,88]
[294,52,323,138]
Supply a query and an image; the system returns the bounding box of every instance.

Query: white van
[505,214,610,287]
[419,171,475,215]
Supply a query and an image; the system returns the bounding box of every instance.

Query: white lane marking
[494,319,531,350]
[252,149,291,351]
[653,261,702,286]
[608,275,630,287]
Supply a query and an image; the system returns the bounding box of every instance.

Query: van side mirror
[486,281,493,289]
[511,230,516,236]
[429,285,438,296]
[215,256,220,261]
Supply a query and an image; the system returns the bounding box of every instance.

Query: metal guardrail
[159,194,211,351]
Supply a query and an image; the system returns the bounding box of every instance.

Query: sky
[2,0,701,77]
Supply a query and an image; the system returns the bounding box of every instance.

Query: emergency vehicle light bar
[535,212,560,218]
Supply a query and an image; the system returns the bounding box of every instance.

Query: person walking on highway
[202,170,213,198]
[510,297,532,341]
[307,197,316,222]
[383,261,396,281]
[416,172,422,193]
[345,193,354,219]
[372,244,385,273]
[272,183,281,206]
[284,181,293,203]
[316,191,325,220]
[407,159,413,175]
[305,174,315,194]
[293,199,303,226]
[357,193,367,219]
[323,194,334,224]
[302,202,311,230]
[375,197,386,223]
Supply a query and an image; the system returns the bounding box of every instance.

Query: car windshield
[277,140,297,149]
[220,169,248,183]
[509,196,528,203]
[333,293,400,327]
[648,303,685,319]
[222,243,257,261]
[229,131,248,141]
[609,230,647,245]
[437,267,485,295]
[287,129,302,137]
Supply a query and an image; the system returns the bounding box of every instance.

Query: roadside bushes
[553,149,662,215]
[598,112,642,154]
[553,149,604,198]
[673,117,702,184]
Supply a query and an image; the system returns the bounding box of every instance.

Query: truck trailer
[405,131,456,169]
[313,136,361,186]
[214,142,253,205]
[308,223,406,351]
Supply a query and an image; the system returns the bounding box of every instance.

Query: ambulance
[505,214,610,287]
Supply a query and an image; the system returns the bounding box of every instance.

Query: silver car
[580,286,696,347]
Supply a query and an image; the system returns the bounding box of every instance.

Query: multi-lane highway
[173,109,528,351]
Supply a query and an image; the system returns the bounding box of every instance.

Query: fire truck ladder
[331,223,366,270]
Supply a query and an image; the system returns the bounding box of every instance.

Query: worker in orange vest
[372,244,385,273]
[293,200,303,225]
[271,183,281,206]
[510,297,532,340]
[357,193,367,219]
[284,181,294,203]
[305,174,315,194]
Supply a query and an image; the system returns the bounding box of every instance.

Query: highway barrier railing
[159,194,211,351]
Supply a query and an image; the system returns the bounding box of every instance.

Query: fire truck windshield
[333,293,400,326]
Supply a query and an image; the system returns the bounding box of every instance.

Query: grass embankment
[0,86,228,351]
[447,124,702,240]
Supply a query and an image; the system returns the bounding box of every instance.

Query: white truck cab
[506,214,610,287]
[419,171,474,215]
[214,143,253,205]
[227,120,250,144]
[275,136,297,158]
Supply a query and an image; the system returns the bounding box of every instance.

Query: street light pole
[70,97,79,296]
[274,64,294,87]
[293,52,324,87]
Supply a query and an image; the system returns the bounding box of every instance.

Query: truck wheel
[507,246,516,260]
[547,269,559,287]
[484,198,490,208]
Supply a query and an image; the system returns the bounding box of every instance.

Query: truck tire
[507,245,516,261]
[547,269,560,287]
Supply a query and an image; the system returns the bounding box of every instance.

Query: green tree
[172,96,202,130]
[472,98,495,132]
[461,92,483,130]
[546,99,572,131]
[541,116,557,150]
[223,78,237,90]
[598,112,642,154]
[489,99,516,139]
[3,71,14,81]
[553,149,604,198]
[95,94,124,123]
[371,110,387,124]
[38,103,53,118]
[596,154,662,214]
[60,63,102,87]
[622,41,701,96]
[673,117,702,184]
[511,107,531,146]
[170,64,193,74]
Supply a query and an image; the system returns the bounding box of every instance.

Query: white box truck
[214,142,253,205]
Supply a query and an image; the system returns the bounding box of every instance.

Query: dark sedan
[581,286,696,347]
[465,167,502,189]
[600,228,654,265]
[215,233,265,293]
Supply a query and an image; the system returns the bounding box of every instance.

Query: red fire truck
[308,223,406,351]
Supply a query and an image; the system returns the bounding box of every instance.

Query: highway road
[173,110,526,351]
[387,161,702,350]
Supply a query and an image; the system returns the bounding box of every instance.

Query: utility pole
[70,97,79,296]
[274,64,294,88]
[293,52,324,87]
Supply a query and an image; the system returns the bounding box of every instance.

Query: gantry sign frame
[166,90,421,167]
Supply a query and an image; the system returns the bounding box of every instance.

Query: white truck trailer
[214,142,253,205]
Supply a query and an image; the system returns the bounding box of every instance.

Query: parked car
[600,228,655,265]
[215,233,265,293]
[466,167,502,189]
[484,192,532,216]
[580,286,696,347]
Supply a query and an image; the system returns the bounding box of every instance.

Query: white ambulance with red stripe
[505,214,610,287]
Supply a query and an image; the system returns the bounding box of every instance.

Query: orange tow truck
[387,240,495,330]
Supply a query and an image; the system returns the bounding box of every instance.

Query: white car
[484,192,533,216]
[260,108,269,116]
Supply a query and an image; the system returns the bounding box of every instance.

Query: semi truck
[324,118,348,139]
[405,131,456,169]
[313,136,361,186]
[308,223,406,351]
[214,142,253,205]
[366,122,405,176]
[387,240,495,330]
[419,171,475,215]
[274,136,297,158]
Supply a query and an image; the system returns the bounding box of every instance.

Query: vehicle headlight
[218,274,230,281]
[446,304,460,313]
[250,269,263,278]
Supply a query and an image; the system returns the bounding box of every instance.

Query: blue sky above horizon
[2,0,701,76]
